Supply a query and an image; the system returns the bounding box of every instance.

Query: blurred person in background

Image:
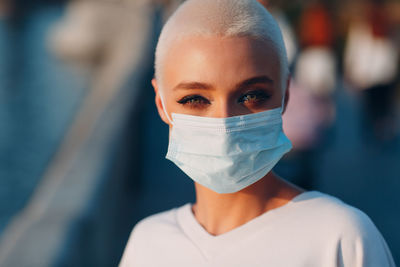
[257,0,297,64]
[119,0,395,266]
[344,0,399,142]
[272,0,337,189]
[294,0,336,138]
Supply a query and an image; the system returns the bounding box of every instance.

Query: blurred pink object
[283,80,335,150]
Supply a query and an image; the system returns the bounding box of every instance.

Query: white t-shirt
[119,191,396,267]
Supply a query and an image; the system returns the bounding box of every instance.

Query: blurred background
[0,0,399,266]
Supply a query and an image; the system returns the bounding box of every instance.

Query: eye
[238,90,270,105]
[177,95,211,108]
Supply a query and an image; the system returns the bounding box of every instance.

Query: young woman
[120,0,395,266]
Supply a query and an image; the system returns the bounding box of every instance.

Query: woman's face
[153,36,288,126]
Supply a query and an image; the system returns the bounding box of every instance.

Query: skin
[152,36,305,236]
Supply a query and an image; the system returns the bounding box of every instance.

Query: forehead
[162,36,281,90]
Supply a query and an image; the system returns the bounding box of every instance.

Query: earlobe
[152,78,171,126]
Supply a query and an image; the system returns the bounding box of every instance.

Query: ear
[282,75,291,114]
[152,78,172,126]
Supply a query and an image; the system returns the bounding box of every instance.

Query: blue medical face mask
[161,94,292,194]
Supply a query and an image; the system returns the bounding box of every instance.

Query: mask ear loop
[159,90,175,126]
[280,90,286,114]
[280,74,291,114]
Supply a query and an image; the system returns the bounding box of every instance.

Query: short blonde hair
[155,0,289,91]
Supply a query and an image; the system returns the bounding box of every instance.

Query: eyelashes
[177,95,211,108]
[176,90,271,109]
[238,90,270,104]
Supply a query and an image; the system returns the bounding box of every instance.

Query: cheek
[165,98,183,114]
[273,90,284,107]
[266,84,284,107]
[160,90,177,113]
[162,92,192,116]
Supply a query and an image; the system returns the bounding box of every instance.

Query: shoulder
[294,191,378,237]
[128,204,187,242]
[297,191,376,233]
[294,191,395,266]
[119,204,188,266]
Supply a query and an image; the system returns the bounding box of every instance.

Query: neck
[192,172,303,236]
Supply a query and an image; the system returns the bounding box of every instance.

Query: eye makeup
[177,94,211,109]
[176,88,272,110]
[238,89,271,107]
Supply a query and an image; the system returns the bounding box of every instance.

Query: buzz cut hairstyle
[154,0,289,92]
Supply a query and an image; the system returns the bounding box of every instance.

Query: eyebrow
[172,75,273,91]
[236,75,274,90]
[173,81,214,91]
